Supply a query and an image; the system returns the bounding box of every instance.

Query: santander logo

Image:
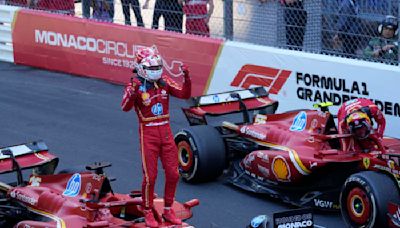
[230,64,292,95]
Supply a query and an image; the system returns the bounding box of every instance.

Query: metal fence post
[82,0,90,19]
[223,0,233,40]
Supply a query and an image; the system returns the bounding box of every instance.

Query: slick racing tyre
[340,171,400,228]
[174,125,226,183]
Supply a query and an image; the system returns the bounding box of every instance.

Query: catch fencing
[2,0,400,65]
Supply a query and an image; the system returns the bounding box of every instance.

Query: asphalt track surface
[0,62,344,228]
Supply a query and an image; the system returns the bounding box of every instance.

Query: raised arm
[163,65,191,99]
[121,81,138,112]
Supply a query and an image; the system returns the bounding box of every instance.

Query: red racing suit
[121,73,191,209]
[183,0,210,36]
[337,98,386,152]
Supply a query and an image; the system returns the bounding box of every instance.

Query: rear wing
[0,141,58,175]
[183,87,278,126]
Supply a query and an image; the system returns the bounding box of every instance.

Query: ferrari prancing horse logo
[363,158,370,169]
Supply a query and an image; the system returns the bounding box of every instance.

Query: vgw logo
[290,111,307,132]
[63,173,81,197]
[230,65,292,95]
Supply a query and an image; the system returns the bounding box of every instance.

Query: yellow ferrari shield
[363,158,370,169]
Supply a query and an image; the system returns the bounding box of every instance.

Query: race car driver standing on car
[337,98,386,153]
[121,46,191,227]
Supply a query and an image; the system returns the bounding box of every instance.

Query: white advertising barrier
[0,5,19,63]
[207,41,400,138]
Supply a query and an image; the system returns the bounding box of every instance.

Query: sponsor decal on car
[254,114,267,125]
[188,137,197,152]
[256,151,269,162]
[212,94,220,103]
[313,199,337,209]
[10,190,38,206]
[243,153,256,168]
[290,111,307,132]
[308,119,318,133]
[29,176,42,187]
[85,183,92,194]
[230,65,292,95]
[240,126,267,140]
[258,164,270,177]
[362,158,370,169]
[388,203,400,227]
[373,164,400,176]
[63,173,82,197]
[272,156,291,182]
[151,103,163,116]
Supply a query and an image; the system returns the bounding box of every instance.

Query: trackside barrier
[206,41,400,138]
[11,10,223,96]
[0,5,19,63]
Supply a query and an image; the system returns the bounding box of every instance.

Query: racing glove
[181,64,190,79]
[124,82,136,97]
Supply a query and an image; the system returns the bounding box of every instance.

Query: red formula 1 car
[0,141,198,228]
[174,87,400,228]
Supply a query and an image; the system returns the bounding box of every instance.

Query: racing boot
[162,208,182,225]
[143,209,159,228]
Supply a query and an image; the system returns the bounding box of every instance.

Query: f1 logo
[230,64,292,94]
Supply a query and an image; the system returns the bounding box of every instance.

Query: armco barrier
[0,5,19,63]
[11,10,223,96]
[207,41,400,138]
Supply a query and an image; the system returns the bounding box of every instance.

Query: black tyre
[340,171,400,228]
[174,125,226,183]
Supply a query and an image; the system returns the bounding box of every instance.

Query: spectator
[281,0,307,50]
[364,15,398,63]
[91,0,114,22]
[332,0,362,57]
[143,0,183,33]
[121,0,144,26]
[6,0,27,7]
[182,0,214,37]
[27,0,75,15]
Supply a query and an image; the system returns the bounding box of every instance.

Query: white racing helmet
[134,46,163,81]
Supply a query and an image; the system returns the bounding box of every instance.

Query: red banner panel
[12,10,223,96]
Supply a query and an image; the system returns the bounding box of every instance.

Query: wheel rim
[178,141,194,172]
[346,187,371,225]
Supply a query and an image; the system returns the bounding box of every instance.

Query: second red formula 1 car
[0,141,198,227]
[174,87,400,228]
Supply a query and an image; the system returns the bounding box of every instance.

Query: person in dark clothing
[282,0,307,50]
[332,0,362,57]
[121,0,144,26]
[144,0,183,33]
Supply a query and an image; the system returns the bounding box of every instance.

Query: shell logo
[272,156,291,182]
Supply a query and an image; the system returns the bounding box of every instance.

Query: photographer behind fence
[364,15,398,64]
[332,0,362,58]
